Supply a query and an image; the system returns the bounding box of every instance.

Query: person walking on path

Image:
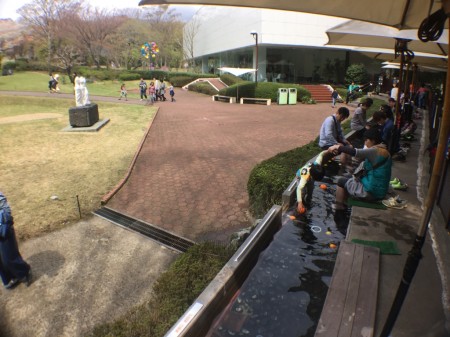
[154,78,161,101]
[139,78,148,101]
[119,83,127,101]
[160,80,167,101]
[0,192,32,290]
[148,82,156,105]
[48,73,57,93]
[331,89,338,108]
[169,84,175,102]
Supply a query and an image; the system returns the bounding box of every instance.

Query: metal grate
[94,207,195,253]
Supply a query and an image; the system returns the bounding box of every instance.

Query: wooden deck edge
[314,241,380,337]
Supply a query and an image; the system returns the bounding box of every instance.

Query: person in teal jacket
[328,128,392,210]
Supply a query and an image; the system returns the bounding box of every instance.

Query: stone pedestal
[68,103,99,127]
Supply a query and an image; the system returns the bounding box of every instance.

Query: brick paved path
[105,90,338,242]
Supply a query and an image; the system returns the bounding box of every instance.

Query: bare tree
[17,0,83,71]
[106,19,150,70]
[143,5,184,69]
[67,7,126,69]
[183,14,202,69]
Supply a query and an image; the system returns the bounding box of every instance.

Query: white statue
[74,74,90,107]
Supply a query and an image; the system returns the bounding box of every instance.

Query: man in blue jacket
[0,192,31,289]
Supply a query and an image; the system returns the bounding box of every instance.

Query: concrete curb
[101,108,160,204]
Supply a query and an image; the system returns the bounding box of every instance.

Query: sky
[0,0,200,20]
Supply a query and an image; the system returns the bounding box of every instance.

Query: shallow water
[206,179,349,337]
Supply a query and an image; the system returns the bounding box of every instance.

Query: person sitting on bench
[328,128,392,210]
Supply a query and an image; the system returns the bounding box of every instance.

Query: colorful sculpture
[141,42,159,59]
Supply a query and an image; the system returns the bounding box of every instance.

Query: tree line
[12,0,188,80]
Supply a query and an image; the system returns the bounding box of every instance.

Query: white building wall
[185,7,382,82]
[190,7,347,57]
[193,7,263,56]
[260,11,346,46]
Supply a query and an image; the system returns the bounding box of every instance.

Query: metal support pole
[250,31,258,84]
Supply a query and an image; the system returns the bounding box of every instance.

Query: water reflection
[206,182,349,337]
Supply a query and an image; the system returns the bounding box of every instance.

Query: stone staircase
[301,84,333,103]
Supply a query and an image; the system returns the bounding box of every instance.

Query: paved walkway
[103,89,334,242]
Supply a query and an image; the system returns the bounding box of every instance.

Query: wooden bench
[315,241,380,337]
[212,95,236,104]
[239,97,271,105]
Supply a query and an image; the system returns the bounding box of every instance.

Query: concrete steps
[302,84,333,103]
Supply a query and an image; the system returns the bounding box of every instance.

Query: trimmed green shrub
[220,73,245,86]
[219,82,310,102]
[301,96,316,104]
[2,61,16,71]
[247,140,321,218]
[188,82,217,95]
[133,70,169,80]
[118,71,141,81]
[170,76,197,87]
[75,67,118,81]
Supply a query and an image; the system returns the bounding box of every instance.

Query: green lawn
[0,71,144,99]
[0,95,156,240]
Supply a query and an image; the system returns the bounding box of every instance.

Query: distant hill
[0,19,27,52]
[0,18,24,35]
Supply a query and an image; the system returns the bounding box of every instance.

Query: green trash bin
[278,88,288,105]
[288,88,297,105]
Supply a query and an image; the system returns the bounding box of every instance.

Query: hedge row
[220,73,245,86]
[188,82,218,96]
[2,60,218,86]
[75,67,217,84]
[247,140,321,218]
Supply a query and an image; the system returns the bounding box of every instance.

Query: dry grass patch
[0,95,156,240]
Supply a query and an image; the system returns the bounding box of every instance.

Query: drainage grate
[94,207,195,253]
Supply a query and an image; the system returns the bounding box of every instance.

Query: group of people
[138,78,176,104]
[118,78,175,103]
[296,96,399,217]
